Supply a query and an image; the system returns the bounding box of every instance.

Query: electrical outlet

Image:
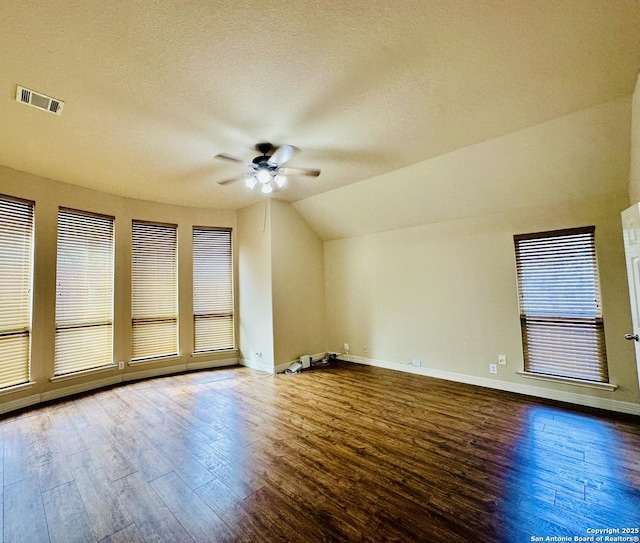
[363,345,367,353]
[498,354,507,365]
[489,364,498,374]
[412,359,421,367]
[256,351,263,358]
[118,361,124,370]
[344,343,349,351]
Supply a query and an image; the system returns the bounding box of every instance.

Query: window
[514,227,608,383]
[0,196,34,389]
[55,209,114,376]
[193,228,234,352]
[131,221,178,360]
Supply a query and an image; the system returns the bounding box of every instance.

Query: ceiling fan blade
[214,153,244,163]
[269,145,299,166]
[217,175,245,186]
[281,167,320,177]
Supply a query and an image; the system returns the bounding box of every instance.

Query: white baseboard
[240,358,274,374]
[347,355,640,416]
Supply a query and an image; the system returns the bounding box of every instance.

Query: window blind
[0,196,34,389]
[193,228,235,352]
[131,221,178,360]
[514,227,608,382]
[55,209,114,375]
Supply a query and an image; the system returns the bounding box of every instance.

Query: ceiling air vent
[16,85,64,115]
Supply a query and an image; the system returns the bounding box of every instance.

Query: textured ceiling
[0,0,638,210]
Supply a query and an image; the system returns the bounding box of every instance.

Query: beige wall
[0,162,327,412]
[630,75,640,204]
[324,193,639,407]
[0,165,237,412]
[270,199,326,369]
[3,87,639,413]
[237,199,327,372]
[316,98,640,412]
[0,165,328,412]
[236,200,275,371]
[296,98,631,241]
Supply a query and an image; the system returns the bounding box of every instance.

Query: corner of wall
[236,200,275,371]
[269,200,327,366]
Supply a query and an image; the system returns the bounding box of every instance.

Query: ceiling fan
[215,142,320,194]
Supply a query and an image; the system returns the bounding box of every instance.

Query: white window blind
[132,221,178,360]
[193,228,235,352]
[514,227,608,383]
[55,209,114,376]
[0,196,34,389]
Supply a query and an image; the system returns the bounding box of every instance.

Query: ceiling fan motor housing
[256,142,273,155]
[253,143,277,169]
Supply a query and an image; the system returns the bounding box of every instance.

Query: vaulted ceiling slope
[0,1,637,214]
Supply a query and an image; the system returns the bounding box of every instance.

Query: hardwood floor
[1,360,639,542]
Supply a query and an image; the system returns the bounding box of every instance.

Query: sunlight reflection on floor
[498,406,640,541]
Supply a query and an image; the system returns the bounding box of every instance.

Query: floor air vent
[16,85,64,115]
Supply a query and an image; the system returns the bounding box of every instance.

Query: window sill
[129,354,182,367]
[0,381,36,396]
[50,364,117,383]
[517,371,617,391]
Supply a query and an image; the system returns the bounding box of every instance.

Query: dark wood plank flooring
[1,361,639,542]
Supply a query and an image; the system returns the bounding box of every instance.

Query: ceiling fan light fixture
[256,168,271,184]
[245,174,258,189]
[215,143,320,192]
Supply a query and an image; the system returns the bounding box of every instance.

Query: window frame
[131,220,179,362]
[192,226,235,354]
[54,207,115,377]
[0,195,35,390]
[514,226,610,385]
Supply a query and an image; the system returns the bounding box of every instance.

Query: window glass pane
[193,228,234,352]
[55,209,114,375]
[514,227,608,382]
[0,196,34,388]
[132,221,178,360]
